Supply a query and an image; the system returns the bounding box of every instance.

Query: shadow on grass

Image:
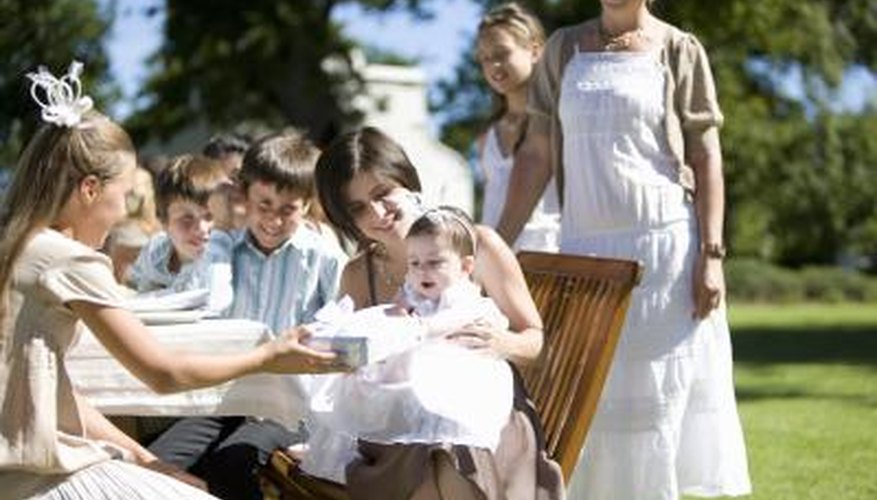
[731,326,877,365]
[735,380,877,407]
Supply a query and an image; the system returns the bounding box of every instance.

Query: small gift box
[306,336,369,368]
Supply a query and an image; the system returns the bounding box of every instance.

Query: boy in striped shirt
[148,131,346,499]
[127,154,234,313]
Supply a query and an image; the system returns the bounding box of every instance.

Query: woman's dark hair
[315,127,422,244]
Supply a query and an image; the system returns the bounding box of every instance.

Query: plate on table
[135,309,211,325]
[123,289,210,313]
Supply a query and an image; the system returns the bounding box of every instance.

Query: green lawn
[709,303,877,500]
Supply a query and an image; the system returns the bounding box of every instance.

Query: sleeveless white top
[558,50,691,242]
[480,126,560,252]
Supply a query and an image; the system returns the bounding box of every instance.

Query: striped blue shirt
[127,231,233,312]
[211,226,346,334]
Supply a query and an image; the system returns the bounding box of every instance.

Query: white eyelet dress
[480,126,560,252]
[558,50,751,499]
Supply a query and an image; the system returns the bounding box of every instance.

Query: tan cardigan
[527,19,724,204]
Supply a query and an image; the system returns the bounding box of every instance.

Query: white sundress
[557,50,751,499]
[480,126,561,252]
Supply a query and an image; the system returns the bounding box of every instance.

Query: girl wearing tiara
[0,62,336,499]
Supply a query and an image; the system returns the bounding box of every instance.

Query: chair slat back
[517,251,642,481]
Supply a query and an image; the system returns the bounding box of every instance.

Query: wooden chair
[516,251,642,481]
[260,251,643,497]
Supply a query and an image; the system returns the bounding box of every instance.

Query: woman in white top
[476,2,559,252]
[496,1,751,499]
[0,62,337,499]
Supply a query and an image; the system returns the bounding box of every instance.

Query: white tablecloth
[67,319,309,428]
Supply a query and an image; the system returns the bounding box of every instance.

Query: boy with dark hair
[127,154,233,312]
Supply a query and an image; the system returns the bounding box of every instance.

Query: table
[67,319,310,428]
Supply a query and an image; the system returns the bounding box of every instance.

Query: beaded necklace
[598,21,647,51]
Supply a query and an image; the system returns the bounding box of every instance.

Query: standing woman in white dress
[496,1,752,499]
[0,62,337,499]
[476,2,560,253]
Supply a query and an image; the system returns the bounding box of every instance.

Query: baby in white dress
[301,207,513,483]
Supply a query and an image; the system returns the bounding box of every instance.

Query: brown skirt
[279,370,565,500]
[347,408,564,500]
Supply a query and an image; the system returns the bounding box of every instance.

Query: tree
[126,0,435,146]
[0,0,117,167]
[437,0,877,268]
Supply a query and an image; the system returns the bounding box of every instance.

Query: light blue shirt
[127,231,233,312]
[211,226,346,334]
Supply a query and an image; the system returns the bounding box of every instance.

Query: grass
[702,303,877,500]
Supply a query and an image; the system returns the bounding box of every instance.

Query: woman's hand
[141,458,208,491]
[262,326,343,373]
[692,254,725,319]
[445,320,516,358]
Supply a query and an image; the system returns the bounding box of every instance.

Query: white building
[349,54,474,215]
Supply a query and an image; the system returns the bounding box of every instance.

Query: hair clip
[27,60,94,128]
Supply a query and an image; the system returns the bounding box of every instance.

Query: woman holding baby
[297,126,564,500]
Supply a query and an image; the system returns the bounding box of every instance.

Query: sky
[105,0,875,123]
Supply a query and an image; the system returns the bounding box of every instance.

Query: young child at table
[147,131,347,500]
[202,133,251,230]
[0,61,337,500]
[476,2,559,252]
[126,154,233,313]
[105,165,162,283]
[215,131,347,330]
[301,206,513,484]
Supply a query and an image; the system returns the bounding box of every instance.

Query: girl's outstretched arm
[70,302,338,394]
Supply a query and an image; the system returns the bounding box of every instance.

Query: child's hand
[385,304,409,317]
[263,326,345,374]
[391,288,410,310]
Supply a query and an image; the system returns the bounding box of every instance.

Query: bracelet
[700,242,726,259]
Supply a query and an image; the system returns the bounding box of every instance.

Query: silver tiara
[27,60,94,127]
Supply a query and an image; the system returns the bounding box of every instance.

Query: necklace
[598,21,647,51]
[373,247,406,290]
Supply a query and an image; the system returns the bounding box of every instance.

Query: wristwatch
[700,242,726,260]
